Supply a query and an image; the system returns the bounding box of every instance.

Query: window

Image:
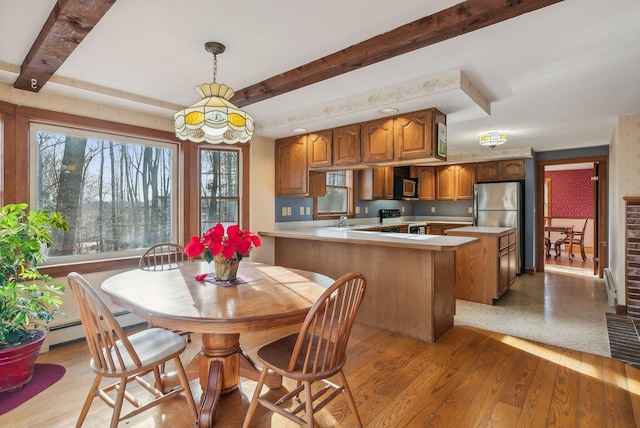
[31,124,178,262]
[199,148,240,233]
[315,170,354,218]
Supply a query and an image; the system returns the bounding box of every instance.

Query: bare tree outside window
[199,148,239,233]
[34,126,177,260]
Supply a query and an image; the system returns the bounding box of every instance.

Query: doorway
[537,156,607,277]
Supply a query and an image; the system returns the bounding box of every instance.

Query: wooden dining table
[101,261,334,427]
[544,225,574,257]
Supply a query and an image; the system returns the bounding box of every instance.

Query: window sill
[40,256,140,278]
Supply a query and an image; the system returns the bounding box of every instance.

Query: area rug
[606,313,640,369]
[0,364,66,415]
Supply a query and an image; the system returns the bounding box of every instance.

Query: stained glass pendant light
[479,131,507,149]
[174,42,254,144]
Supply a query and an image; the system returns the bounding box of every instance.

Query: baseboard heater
[42,311,146,352]
[604,268,617,308]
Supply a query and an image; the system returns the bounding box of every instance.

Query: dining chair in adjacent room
[558,216,590,261]
[67,272,198,428]
[243,272,367,428]
[139,243,192,342]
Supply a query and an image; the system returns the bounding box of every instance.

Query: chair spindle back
[289,272,366,374]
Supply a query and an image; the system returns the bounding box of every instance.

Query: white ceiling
[1,0,639,157]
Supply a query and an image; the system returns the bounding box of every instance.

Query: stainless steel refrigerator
[474,182,522,273]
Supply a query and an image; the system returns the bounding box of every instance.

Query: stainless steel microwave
[403,179,417,197]
[394,177,418,199]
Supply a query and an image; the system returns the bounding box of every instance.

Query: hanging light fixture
[479,131,507,149]
[174,42,254,144]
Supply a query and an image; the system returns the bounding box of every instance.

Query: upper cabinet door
[500,159,525,180]
[307,130,333,169]
[477,161,500,182]
[361,118,394,163]
[456,165,476,200]
[436,164,476,200]
[417,167,436,200]
[275,135,308,196]
[394,109,434,161]
[436,166,456,200]
[333,124,361,166]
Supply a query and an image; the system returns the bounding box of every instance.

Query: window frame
[197,146,243,234]
[29,122,181,265]
[313,170,355,219]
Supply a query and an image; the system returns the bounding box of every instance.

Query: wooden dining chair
[138,242,188,271]
[557,216,590,260]
[67,272,198,428]
[243,272,367,428]
[139,243,192,342]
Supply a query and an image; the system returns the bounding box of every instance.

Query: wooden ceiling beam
[231,0,564,107]
[13,0,117,92]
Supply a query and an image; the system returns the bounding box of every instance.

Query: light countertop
[445,226,516,236]
[260,227,479,251]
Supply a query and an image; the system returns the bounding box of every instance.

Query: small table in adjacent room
[102,261,333,427]
[544,225,574,257]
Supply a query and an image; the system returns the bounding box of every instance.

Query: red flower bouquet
[184,223,261,263]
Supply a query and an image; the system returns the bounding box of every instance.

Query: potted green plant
[0,203,68,392]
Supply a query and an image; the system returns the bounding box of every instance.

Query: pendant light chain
[212,53,218,84]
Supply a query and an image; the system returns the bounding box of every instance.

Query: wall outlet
[281,206,287,216]
[300,206,305,215]
[356,206,360,214]
[431,207,436,213]
[365,207,369,214]
[401,206,405,213]
[306,207,310,215]
[468,206,473,214]
[287,207,292,216]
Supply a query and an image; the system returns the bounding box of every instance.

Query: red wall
[546,169,594,217]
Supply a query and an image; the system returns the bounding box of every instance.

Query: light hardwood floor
[3,269,639,427]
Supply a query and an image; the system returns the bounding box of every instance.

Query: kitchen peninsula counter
[259,228,478,343]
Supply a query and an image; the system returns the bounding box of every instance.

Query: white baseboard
[41,312,145,352]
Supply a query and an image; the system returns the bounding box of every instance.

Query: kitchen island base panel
[272,238,456,343]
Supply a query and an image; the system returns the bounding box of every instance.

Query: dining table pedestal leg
[198,333,240,427]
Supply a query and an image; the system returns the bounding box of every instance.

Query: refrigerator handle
[473,185,478,225]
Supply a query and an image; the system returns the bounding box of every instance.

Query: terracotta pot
[0,330,46,393]
[213,254,240,281]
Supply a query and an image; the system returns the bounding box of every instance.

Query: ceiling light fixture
[174,42,254,144]
[292,128,308,134]
[479,131,507,149]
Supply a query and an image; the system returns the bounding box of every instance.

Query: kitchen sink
[328,225,372,230]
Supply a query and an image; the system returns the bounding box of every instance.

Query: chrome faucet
[338,216,349,227]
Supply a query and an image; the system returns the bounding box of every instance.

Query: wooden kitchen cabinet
[357,167,393,200]
[446,227,517,304]
[477,159,525,181]
[362,108,446,164]
[275,135,326,196]
[500,159,526,180]
[333,124,361,166]
[307,130,333,169]
[361,118,394,163]
[417,167,436,200]
[436,165,475,201]
[394,109,444,161]
[426,222,469,235]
